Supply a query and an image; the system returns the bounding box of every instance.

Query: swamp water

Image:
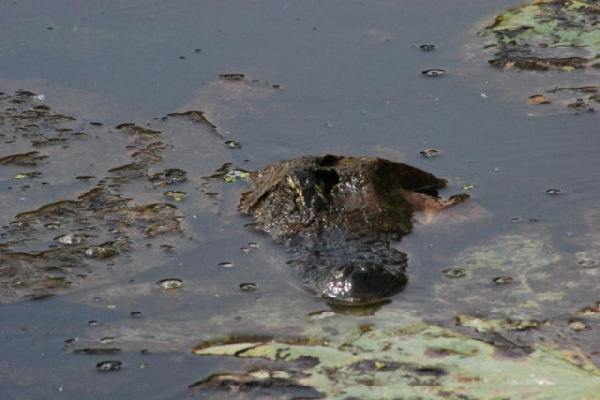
[0,1,600,398]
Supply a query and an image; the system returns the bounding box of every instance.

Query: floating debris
[462,184,475,191]
[576,303,600,316]
[442,268,466,279]
[492,276,514,285]
[100,336,115,345]
[422,69,446,76]
[308,310,336,320]
[14,172,42,179]
[148,168,188,186]
[157,278,183,290]
[420,148,439,158]
[115,123,160,136]
[96,360,122,372]
[224,169,250,183]
[75,348,121,355]
[219,74,245,81]
[225,140,241,149]
[218,261,233,268]
[528,94,552,105]
[578,259,597,268]
[0,151,48,166]
[164,190,187,201]
[85,244,119,259]
[569,320,590,332]
[239,282,257,292]
[56,233,88,245]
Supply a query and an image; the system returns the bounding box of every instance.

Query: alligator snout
[317,261,408,304]
[239,154,469,304]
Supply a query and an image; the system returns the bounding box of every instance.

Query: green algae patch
[435,234,564,319]
[192,324,600,399]
[466,0,600,115]
[0,88,230,302]
[486,0,600,71]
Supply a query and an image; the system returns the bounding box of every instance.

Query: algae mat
[192,322,600,399]
[469,0,600,115]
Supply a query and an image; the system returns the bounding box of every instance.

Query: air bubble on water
[156,278,183,290]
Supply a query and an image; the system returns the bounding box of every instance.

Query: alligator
[239,154,469,304]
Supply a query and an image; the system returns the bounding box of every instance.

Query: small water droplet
[157,278,183,290]
[218,261,233,268]
[492,276,513,284]
[422,68,446,76]
[239,282,257,292]
[96,360,122,372]
[442,268,466,279]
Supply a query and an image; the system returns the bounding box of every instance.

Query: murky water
[1,1,599,398]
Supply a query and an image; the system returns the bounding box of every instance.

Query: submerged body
[239,154,468,304]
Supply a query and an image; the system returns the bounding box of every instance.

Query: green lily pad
[486,0,600,71]
[193,323,600,399]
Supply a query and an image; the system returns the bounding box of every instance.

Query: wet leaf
[193,324,600,399]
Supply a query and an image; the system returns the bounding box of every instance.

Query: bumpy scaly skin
[239,155,468,304]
